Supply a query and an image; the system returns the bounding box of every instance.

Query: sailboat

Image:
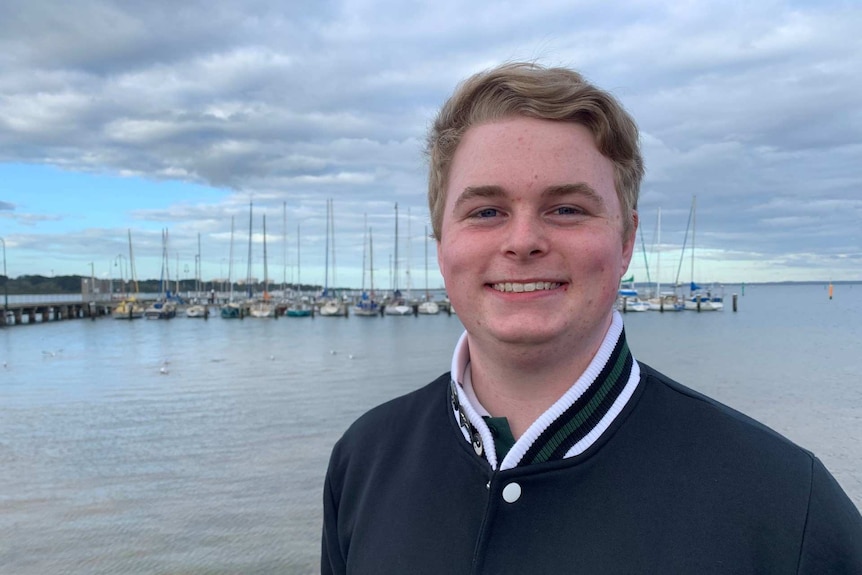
[646,208,683,312]
[113,229,145,319]
[186,233,209,318]
[353,218,380,317]
[144,228,177,319]
[679,196,724,311]
[286,220,313,317]
[616,274,649,312]
[319,198,347,317]
[417,225,439,315]
[249,213,275,318]
[384,203,413,316]
[221,216,243,319]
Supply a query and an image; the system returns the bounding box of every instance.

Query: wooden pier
[2,296,114,326]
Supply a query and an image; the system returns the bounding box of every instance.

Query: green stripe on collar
[521,332,633,465]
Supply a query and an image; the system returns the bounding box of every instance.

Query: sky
[0,0,860,290]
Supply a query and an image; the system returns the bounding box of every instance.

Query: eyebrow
[453,182,606,210]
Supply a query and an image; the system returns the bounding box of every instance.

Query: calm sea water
[1,283,860,574]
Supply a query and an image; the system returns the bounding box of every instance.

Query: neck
[467,321,612,439]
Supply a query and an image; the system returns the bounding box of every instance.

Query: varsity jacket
[322,334,862,574]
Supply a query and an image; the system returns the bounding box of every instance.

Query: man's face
[437,116,636,354]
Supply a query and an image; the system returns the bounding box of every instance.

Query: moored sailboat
[384,203,413,316]
[318,198,347,317]
[221,215,243,319]
[249,213,275,318]
[353,218,380,317]
[417,225,439,315]
[113,229,145,319]
[679,196,723,311]
[645,208,683,312]
[144,229,177,319]
[286,221,313,317]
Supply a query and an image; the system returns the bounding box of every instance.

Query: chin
[486,323,560,347]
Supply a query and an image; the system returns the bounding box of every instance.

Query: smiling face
[437,116,637,358]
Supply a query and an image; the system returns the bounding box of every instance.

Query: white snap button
[502,482,521,503]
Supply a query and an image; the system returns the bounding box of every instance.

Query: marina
[1,283,860,574]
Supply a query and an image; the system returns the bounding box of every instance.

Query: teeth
[492,282,561,293]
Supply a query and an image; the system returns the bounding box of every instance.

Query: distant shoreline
[0,274,858,297]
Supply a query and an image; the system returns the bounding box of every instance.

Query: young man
[322,63,862,574]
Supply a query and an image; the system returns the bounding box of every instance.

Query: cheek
[439,240,473,274]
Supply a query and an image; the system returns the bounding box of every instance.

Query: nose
[503,213,548,259]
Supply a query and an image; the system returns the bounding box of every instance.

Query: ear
[436,238,446,279]
[620,210,638,275]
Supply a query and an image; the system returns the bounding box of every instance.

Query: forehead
[445,117,616,205]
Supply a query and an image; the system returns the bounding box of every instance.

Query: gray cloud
[0,0,860,282]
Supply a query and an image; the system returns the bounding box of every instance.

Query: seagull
[347,354,355,360]
[159,366,169,375]
[269,354,276,361]
[42,350,56,357]
[329,349,337,355]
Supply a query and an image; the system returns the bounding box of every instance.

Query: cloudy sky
[1,0,860,290]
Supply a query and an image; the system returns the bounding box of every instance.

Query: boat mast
[246,201,253,299]
[690,194,697,294]
[393,203,399,294]
[282,201,287,296]
[369,226,374,299]
[128,229,139,295]
[406,207,412,299]
[330,198,337,290]
[656,208,662,297]
[296,222,301,292]
[160,228,169,299]
[262,213,269,298]
[674,196,695,288]
[228,216,235,301]
[196,232,202,300]
[324,199,330,295]
[361,214,367,294]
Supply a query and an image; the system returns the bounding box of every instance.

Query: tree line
[0,274,326,295]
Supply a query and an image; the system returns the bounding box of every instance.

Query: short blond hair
[426,62,643,240]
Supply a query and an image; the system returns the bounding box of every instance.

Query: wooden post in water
[732,293,738,312]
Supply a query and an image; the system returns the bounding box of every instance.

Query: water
[1,284,860,574]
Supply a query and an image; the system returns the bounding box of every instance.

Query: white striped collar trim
[449,311,641,470]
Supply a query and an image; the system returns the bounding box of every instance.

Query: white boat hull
[384,304,413,316]
[417,301,440,315]
[319,301,345,317]
[249,300,275,318]
[684,299,724,311]
[353,306,380,317]
[647,297,684,312]
[113,299,144,319]
[185,305,208,318]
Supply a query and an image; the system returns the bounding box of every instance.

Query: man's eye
[555,206,582,215]
[474,208,499,218]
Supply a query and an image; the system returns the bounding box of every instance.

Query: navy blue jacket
[322,363,862,574]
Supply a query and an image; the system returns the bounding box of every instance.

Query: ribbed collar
[449,311,641,471]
